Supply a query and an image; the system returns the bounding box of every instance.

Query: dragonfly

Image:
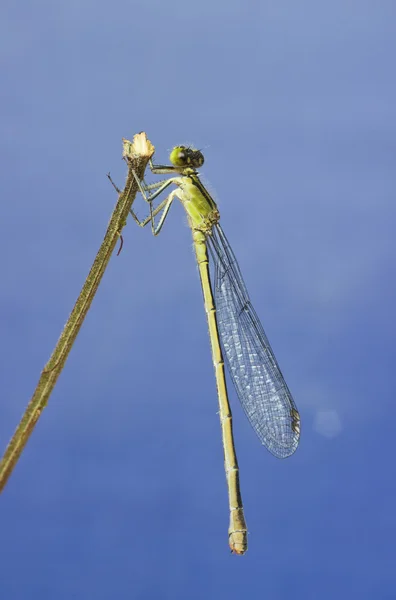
[129,145,301,555]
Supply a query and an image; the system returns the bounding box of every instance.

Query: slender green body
[193,226,247,554]
[131,147,248,553]
[174,173,248,552]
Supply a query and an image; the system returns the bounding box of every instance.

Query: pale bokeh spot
[313,409,343,439]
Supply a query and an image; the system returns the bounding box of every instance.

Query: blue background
[1,1,395,598]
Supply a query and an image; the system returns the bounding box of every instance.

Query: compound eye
[169,145,203,168]
[193,151,204,167]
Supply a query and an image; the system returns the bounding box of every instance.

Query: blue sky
[1,1,395,598]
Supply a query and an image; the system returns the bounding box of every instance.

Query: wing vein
[207,224,300,459]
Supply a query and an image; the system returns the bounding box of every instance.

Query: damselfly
[129,145,301,555]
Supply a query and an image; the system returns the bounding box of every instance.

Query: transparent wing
[207,224,300,458]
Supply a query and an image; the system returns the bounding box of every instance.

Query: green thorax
[176,172,220,233]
